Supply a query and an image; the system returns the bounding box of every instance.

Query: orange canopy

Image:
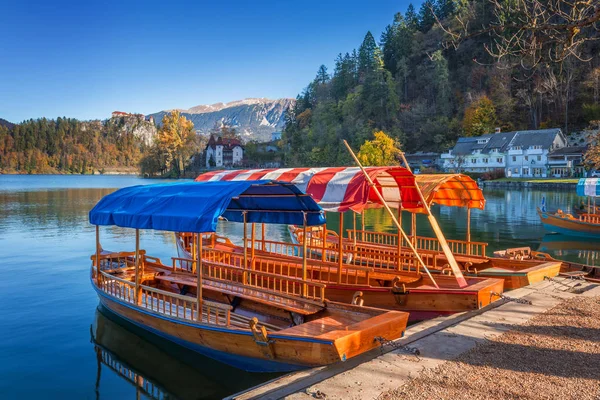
[413,174,485,212]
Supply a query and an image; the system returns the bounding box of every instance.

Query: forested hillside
[0,118,145,174]
[283,1,600,166]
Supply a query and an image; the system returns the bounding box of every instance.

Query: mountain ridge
[149,97,294,142]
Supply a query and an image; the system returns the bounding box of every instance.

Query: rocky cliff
[106,114,157,145]
[149,98,294,142]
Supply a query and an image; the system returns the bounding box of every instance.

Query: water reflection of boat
[92,306,221,399]
[539,234,600,252]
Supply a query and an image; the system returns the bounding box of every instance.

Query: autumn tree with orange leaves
[156,111,198,176]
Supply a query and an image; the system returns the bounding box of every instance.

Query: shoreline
[481,180,578,190]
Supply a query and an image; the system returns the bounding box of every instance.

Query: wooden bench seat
[155,273,323,315]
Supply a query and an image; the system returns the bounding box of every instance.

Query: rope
[491,292,533,305]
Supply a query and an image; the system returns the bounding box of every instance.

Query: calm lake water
[0,175,597,399]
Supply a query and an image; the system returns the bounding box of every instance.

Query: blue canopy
[89,180,325,232]
[576,178,600,197]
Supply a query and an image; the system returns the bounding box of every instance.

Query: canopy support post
[191,234,196,270]
[352,212,357,246]
[95,225,101,284]
[398,147,468,287]
[361,210,365,239]
[196,233,203,322]
[251,223,256,260]
[261,223,266,251]
[321,223,327,262]
[411,213,417,247]
[466,208,471,255]
[337,213,344,284]
[302,212,308,297]
[397,208,402,271]
[343,140,440,288]
[243,212,248,271]
[135,229,141,305]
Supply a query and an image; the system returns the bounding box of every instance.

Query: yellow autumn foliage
[357,131,402,166]
[157,111,197,175]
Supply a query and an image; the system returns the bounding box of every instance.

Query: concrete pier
[228,278,600,400]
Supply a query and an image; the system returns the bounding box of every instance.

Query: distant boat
[537,178,600,239]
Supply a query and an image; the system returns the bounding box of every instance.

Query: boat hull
[465,260,562,290]
[538,209,600,238]
[93,283,408,373]
[323,276,504,322]
[95,291,310,372]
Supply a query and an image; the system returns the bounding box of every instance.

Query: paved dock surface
[229,278,600,400]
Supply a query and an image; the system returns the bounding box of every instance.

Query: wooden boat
[493,238,600,281]
[194,168,506,320]
[196,171,556,291]
[537,208,600,238]
[89,181,408,372]
[537,178,600,239]
[288,226,561,291]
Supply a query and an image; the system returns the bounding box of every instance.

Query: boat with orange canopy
[195,170,559,291]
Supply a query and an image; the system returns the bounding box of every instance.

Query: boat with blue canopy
[537,178,600,239]
[89,180,409,372]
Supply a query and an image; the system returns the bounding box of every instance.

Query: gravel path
[381,296,600,400]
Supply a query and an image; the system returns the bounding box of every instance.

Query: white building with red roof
[205,134,244,168]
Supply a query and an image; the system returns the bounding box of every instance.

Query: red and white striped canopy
[195,167,423,213]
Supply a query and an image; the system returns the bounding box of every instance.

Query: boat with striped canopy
[194,168,505,320]
[89,180,408,372]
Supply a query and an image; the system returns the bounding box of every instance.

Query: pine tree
[405,4,419,31]
[418,1,436,32]
[358,32,382,79]
[315,65,330,85]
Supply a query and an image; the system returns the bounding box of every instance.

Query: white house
[441,128,567,177]
[205,135,244,168]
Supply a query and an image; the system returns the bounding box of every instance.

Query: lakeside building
[440,128,581,177]
[205,135,244,168]
[547,145,588,177]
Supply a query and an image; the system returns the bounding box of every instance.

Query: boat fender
[351,291,364,306]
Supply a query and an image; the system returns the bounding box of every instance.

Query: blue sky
[0,0,422,122]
